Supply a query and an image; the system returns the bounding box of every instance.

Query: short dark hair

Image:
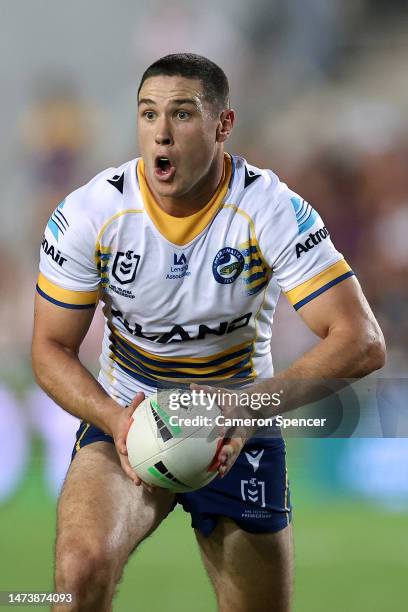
[138,53,230,113]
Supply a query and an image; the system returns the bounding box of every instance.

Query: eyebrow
[138,97,199,108]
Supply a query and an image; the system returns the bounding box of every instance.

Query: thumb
[127,391,145,415]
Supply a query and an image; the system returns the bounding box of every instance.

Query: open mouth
[154,156,176,180]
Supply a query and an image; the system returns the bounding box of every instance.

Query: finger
[118,450,141,484]
[128,391,145,414]
[124,464,141,485]
[120,415,137,456]
[190,383,213,393]
[117,427,131,455]
[189,383,231,412]
[218,438,244,477]
[118,440,128,455]
[190,383,227,397]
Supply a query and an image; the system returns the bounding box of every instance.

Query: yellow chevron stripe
[112,353,254,382]
[112,342,251,375]
[245,277,268,291]
[112,329,252,364]
[239,239,259,250]
[223,205,271,276]
[94,210,143,267]
[242,265,267,277]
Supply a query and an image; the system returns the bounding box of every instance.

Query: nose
[155,115,173,146]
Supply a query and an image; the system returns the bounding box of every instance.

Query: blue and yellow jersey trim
[239,239,271,296]
[109,329,255,385]
[36,273,98,309]
[94,210,143,289]
[95,246,113,288]
[219,205,272,298]
[285,259,354,310]
[138,154,232,246]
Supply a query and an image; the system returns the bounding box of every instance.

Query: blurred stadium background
[1,1,408,610]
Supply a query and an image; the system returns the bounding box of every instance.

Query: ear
[216,109,235,143]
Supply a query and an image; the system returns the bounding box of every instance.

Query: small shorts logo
[212,248,244,284]
[244,449,264,473]
[241,478,266,508]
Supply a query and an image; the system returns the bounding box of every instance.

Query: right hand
[109,392,153,490]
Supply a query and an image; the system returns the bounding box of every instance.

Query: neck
[145,152,225,217]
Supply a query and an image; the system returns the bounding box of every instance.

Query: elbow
[363,330,386,374]
[31,343,45,389]
[31,338,53,391]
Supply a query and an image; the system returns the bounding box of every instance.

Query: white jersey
[37,154,353,405]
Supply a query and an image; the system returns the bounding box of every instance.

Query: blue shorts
[72,421,292,536]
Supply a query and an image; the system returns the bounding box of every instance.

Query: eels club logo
[212,247,245,284]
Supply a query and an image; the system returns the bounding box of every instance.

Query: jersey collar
[137,153,232,246]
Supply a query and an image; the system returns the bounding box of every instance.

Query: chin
[153,178,186,198]
[153,181,179,197]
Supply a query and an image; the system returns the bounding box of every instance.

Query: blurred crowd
[275,133,408,373]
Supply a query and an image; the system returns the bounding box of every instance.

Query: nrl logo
[112,250,140,285]
[241,478,266,507]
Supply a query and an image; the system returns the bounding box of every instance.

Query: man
[32,53,385,612]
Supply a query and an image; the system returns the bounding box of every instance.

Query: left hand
[190,383,258,478]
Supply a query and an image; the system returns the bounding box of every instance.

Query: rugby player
[32,53,386,612]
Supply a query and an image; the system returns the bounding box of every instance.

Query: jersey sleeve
[37,192,100,309]
[266,186,354,311]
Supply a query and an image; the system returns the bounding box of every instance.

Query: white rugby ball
[126,389,223,492]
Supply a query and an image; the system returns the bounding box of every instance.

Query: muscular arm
[31,293,122,432]
[32,292,144,483]
[206,276,386,476]
[256,275,386,414]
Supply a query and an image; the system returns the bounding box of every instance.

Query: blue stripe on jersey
[115,358,253,386]
[246,279,269,296]
[115,361,162,387]
[241,245,258,257]
[36,285,95,310]
[295,200,308,222]
[47,218,61,241]
[111,341,252,379]
[298,209,317,234]
[243,258,263,271]
[293,271,355,310]
[290,197,318,235]
[112,333,253,370]
[244,270,266,285]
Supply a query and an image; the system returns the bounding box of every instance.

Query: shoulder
[60,158,138,225]
[42,158,139,269]
[228,154,297,224]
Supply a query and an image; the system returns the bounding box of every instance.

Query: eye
[143,110,156,121]
[176,110,190,120]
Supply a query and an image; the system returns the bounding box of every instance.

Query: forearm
[32,339,122,434]
[255,327,385,417]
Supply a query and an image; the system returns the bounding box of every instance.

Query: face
[137,75,233,199]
